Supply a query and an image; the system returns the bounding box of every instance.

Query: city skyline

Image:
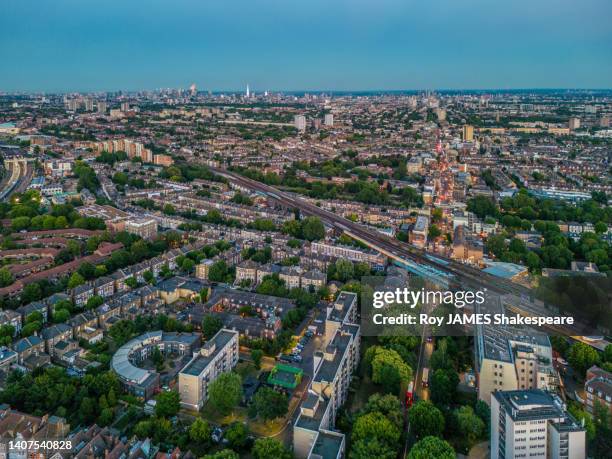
[1,0,612,92]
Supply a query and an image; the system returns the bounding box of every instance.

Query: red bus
[405,381,414,408]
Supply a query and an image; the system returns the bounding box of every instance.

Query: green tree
[334,259,354,282]
[350,439,396,459]
[301,216,325,241]
[208,372,242,415]
[249,387,288,421]
[202,451,239,459]
[67,272,85,289]
[474,399,491,432]
[454,405,485,448]
[594,221,607,234]
[251,349,264,370]
[21,282,43,303]
[108,320,135,346]
[52,309,70,323]
[98,407,114,426]
[86,295,104,310]
[208,260,229,282]
[155,390,180,418]
[189,418,212,447]
[367,346,412,393]
[408,436,455,459]
[202,315,223,339]
[525,252,541,272]
[428,224,442,239]
[352,411,401,450]
[252,438,291,459]
[125,276,138,288]
[181,258,195,272]
[408,400,445,439]
[224,422,249,450]
[0,268,14,288]
[567,403,595,441]
[467,196,498,220]
[430,368,459,406]
[11,216,31,231]
[78,262,95,279]
[143,270,154,284]
[568,342,600,377]
[361,393,403,429]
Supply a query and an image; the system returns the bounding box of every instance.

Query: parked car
[212,427,223,443]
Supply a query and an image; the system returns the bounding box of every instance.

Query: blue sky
[1,0,611,92]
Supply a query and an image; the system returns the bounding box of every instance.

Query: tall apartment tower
[491,390,585,459]
[83,98,94,111]
[97,101,107,114]
[463,124,474,142]
[568,117,581,131]
[294,115,307,132]
[324,113,334,127]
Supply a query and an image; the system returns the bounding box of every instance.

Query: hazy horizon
[1,0,611,92]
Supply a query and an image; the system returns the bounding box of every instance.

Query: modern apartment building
[475,298,559,405]
[491,389,586,459]
[111,331,200,400]
[293,291,360,459]
[463,124,474,141]
[294,115,307,132]
[410,215,429,248]
[178,329,239,410]
[125,218,158,240]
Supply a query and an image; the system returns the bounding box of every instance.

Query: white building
[293,292,360,458]
[324,113,334,127]
[491,389,585,459]
[178,329,239,410]
[294,115,307,133]
[475,297,560,405]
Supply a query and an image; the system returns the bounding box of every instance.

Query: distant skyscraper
[121,102,130,112]
[83,98,94,111]
[190,83,197,96]
[324,113,334,127]
[246,84,250,98]
[294,115,306,132]
[463,125,474,142]
[66,99,79,111]
[97,101,107,114]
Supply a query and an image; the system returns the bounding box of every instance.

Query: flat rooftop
[313,332,352,384]
[311,430,344,459]
[180,329,237,377]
